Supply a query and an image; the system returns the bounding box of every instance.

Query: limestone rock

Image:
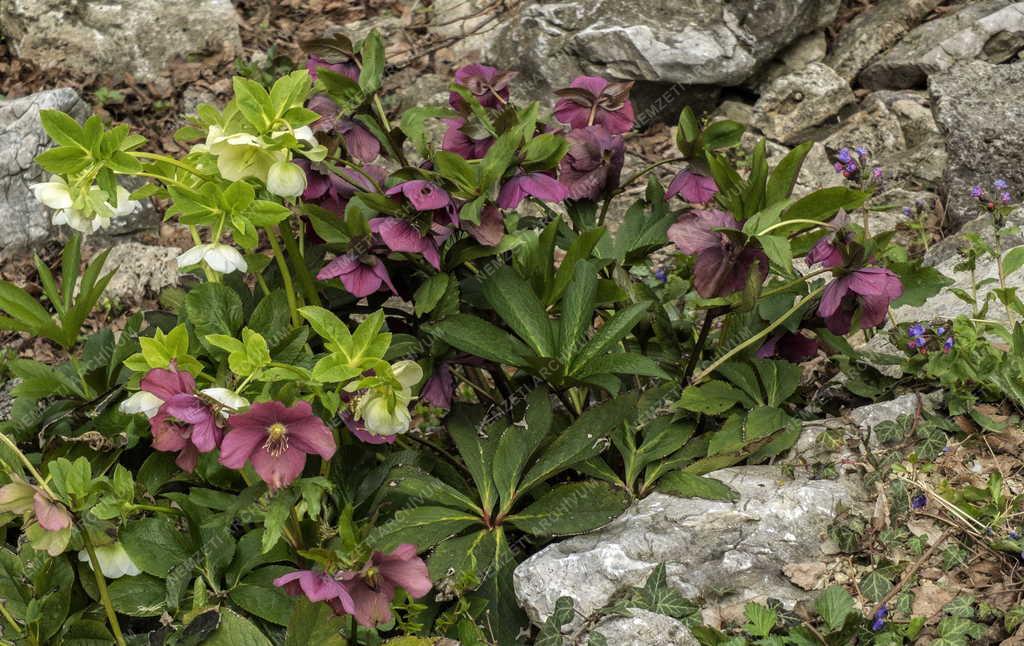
[860,1,1024,90]
[589,609,699,646]
[929,61,1024,228]
[100,242,181,304]
[485,0,840,116]
[0,0,242,81]
[752,63,855,145]
[757,31,828,87]
[0,89,89,253]
[513,466,867,632]
[826,0,944,82]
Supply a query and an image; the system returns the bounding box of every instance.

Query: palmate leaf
[815,585,855,631]
[425,314,532,367]
[517,393,637,494]
[558,260,598,364]
[472,526,529,643]
[385,465,482,514]
[482,266,556,358]
[367,506,481,552]
[448,407,500,514]
[569,301,651,373]
[505,480,631,536]
[492,389,553,514]
[427,528,496,584]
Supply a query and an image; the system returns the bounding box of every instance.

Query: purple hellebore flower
[553,76,635,134]
[497,172,568,209]
[317,253,397,298]
[421,361,455,409]
[341,408,397,445]
[274,569,355,615]
[756,330,819,363]
[466,204,505,247]
[298,160,387,214]
[307,54,359,82]
[442,117,494,160]
[818,267,903,335]
[34,493,72,532]
[449,64,515,111]
[385,180,452,212]
[142,366,221,472]
[805,212,850,269]
[667,209,769,298]
[220,400,336,490]
[337,544,432,627]
[558,125,625,201]
[307,95,381,163]
[370,217,445,270]
[666,170,718,204]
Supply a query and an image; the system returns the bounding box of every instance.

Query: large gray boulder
[859,1,1024,90]
[486,0,839,116]
[826,0,944,83]
[513,466,867,633]
[0,90,157,254]
[0,89,89,252]
[929,60,1024,229]
[99,242,181,304]
[0,0,242,82]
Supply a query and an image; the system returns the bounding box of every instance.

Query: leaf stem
[266,227,301,327]
[759,268,831,299]
[691,285,825,385]
[129,151,209,179]
[615,157,686,194]
[756,218,832,237]
[278,219,321,307]
[0,433,56,499]
[82,530,127,646]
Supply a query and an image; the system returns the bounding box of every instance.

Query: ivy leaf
[536,596,574,646]
[859,570,892,603]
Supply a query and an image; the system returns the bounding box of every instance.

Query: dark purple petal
[339,120,381,163]
[498,173,568,209]
[666,170,718,204]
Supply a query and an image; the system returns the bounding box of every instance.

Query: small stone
[783,561,827,591]
[752,63,855,145]
[588,609,700,646]
[100,242,181,304]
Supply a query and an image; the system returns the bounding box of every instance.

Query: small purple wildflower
[1001,191,1013,204]
[908,323,925,338]
[943,336,955,352]
[837,148,853,164]
[833,161,845,173]
[911,494,927,509]
[872,605,888,632]
[653,268,668,283]
[872,167,883,180]
[855,146,868,159]
[914,336,927,348]
[845,162,858,174]
[1011,530,1020,540]
[971,185,984,199]
[935,326,945,335]
[902,206,913,217]
[994,179,1008,190]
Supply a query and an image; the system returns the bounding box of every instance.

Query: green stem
[756,219,832,237]
[0,433,56,499]
[691,285,826,385]
[615,157,687,194]
[82,532,127,646]
[128,503,181,515]
[266,229,301,327]
[0,598,22,637]
[350,613,360,646]
[279,220,320,307]
[129,151,210,179]
[759,268,832,299]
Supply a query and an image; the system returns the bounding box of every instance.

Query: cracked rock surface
[513,465,867,633]
[0,0,242,82]
[485,0,839,103]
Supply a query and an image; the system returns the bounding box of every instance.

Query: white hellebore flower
[206,126,286,184]
[266,160,307,198]
[30,178,139,235]
[119,391,164,418]
[177,243,248,275]
[355,360,423,437]
[78,542,141,579]
[200,388,249,418]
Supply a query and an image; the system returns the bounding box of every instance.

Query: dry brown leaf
[910,580,957,620]
[783,561,828,591]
